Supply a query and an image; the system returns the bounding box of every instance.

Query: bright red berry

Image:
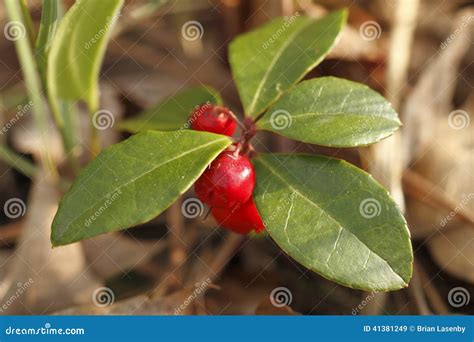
[190,104,237,137]
[194,150,255,208]
[212,198,265,234]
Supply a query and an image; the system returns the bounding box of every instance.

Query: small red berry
[190,104,237,137]
[194,150,255,208]
[212,198,265,234]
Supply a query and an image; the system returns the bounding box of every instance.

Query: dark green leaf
[51,130,231,246]
[257,77,401,147]
[253,153,412,291]
[47,0,124,111]
[119,86,222,133]
[229,10,346,118]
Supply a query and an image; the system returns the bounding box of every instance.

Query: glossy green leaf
[119,86,223,133]
[51,130,231,246]
[257,77,401,147]
[229,10,346,118]
[47,0,124,111]
[253,154,412,291]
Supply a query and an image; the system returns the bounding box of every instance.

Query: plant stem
[36,0,58,83]
[5,0,58,180]
[36,0,80,175]
[0,144,37,179]
[19,0,36,46]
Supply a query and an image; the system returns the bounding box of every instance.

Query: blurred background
[0,0,473,315]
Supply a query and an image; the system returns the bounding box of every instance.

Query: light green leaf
[51,130,231,246]
[257,77,401,147]
[119,86,222,133]
[47,0,124,111]
[253,154,412,291]
[229,10,346,118]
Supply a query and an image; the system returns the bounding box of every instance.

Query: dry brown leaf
[81,232,166,280]
[0,172,101,314]
[428,226,474,283]
[55,289,196,315]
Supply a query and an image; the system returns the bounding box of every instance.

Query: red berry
[190,104,237,137]
[212,198,265,234]
[194,150,255,208]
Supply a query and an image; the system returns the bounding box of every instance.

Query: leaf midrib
[246,19,313,115]
[58,136,229,235]
[257,156,405,283]
[260,111,399,125]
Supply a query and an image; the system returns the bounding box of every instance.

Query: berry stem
[227,110,247,131]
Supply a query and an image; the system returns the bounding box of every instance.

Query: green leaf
[47,0,124,111]
[253,154,413,291]
[118,86,223,133]
[51,130,231,246]
[229,10,346,118]
[257,77,401,147]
